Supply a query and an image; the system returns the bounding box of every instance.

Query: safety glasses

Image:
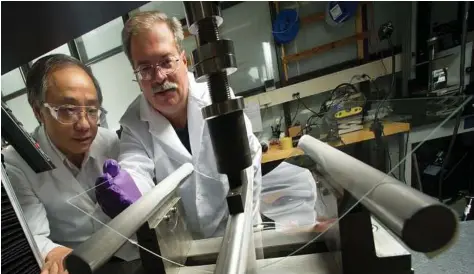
[134,56,181,81]
[43,103,101,125]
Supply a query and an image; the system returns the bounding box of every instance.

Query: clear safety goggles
[43,103,101,125]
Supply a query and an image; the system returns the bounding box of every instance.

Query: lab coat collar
[138,72,209,162]
[33,126,97,209]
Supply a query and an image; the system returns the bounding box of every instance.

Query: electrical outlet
[292,92,300,99]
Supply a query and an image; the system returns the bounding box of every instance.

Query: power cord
[295,94,319,115]
[291,100,301,125]
[371,22,395,165]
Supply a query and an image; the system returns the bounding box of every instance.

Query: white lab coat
[2,126,138,260]
[118,72,262,238]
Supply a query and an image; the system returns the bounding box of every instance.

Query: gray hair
[122,11,184,65]
[26,54,103,108]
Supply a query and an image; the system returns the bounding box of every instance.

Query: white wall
[90,52,142,131]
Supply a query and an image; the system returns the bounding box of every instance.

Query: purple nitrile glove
[95,159,142,219]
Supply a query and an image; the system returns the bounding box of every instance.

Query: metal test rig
[0,2,460,274]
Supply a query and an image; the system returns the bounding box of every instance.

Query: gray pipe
[298,135,458,253]
[214,169,257,274]
[65,163,194,274]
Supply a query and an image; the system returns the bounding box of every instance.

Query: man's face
[36,66,100,157]
[130,22,189,117]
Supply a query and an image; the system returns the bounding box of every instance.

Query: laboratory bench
[261,121,411,164]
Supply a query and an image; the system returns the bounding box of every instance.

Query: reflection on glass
[77,17,124,59]
[1,68,25,95]
[5,94,38,133]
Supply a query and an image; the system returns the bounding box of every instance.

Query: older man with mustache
[94,11,262,239]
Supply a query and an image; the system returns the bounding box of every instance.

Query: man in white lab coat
[3,54,137,274]
[96,11,262,238]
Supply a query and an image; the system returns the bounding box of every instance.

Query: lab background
[2,1,474,274]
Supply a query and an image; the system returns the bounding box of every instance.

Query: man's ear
[32,104,45,124]
[181,50,188,67]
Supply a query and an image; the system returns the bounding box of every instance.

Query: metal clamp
[162,206,179,232]
[202,97,245,119]
[192,40,238,81]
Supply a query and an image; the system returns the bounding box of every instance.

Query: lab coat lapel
[139,96,192,163]
[34,126,96,213]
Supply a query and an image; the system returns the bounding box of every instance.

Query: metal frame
[68,41,82,61]
[1,165,44,269]
[401,1,414,98]
[1,64,30,101]
[84,46,123,67]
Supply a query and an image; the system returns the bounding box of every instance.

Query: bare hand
[41,246,73,274]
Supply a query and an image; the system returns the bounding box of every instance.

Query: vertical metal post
[459,1,470,93]
[401,1,413,98]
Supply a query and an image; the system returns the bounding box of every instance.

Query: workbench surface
[262,121,410,164]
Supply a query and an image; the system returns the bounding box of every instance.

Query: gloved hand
[95,159,142,218]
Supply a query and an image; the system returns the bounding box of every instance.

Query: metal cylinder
[214,170,257,274]
[64,163,194,274]
[206,110,252,179]
[183,2,222,35]
[192,40,237,83]
[298,135,458,253]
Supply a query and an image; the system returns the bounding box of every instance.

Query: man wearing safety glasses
[93,11,263,239]
[3,54,138,274]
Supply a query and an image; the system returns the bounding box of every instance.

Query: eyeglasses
[43,103,101,124]
[134,57,181,81]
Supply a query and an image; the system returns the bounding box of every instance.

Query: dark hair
[26,54,103,108]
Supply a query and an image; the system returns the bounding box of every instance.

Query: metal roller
[64,164,194,274]
[298,135,458,253]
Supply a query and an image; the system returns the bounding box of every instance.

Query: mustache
[152,81,179,94]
